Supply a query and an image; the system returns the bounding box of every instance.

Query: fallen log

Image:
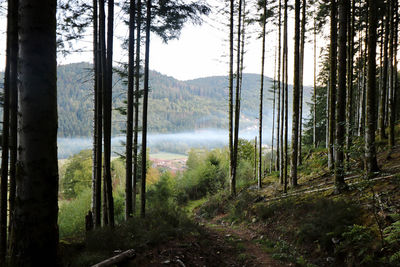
[91,249,136,267]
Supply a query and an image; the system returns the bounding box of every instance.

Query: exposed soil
[125,219,286,267]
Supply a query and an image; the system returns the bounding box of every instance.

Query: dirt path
[125,216,287,267]
[202,216,288,267]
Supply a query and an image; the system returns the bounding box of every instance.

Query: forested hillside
[57,62,310,137]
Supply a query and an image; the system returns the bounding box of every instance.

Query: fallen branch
[91,249,136,267]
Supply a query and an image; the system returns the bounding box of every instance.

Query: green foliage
[176,149,227,204]
[61,149,92,199]
[58,188,92,239]
[253,197,363,256]
[384,216,400,246]
[335,225,376,266]
[295,199,363,252]
[56,63,309,138]
[196,191,229,219]
[64,174,197,266]
[384,215,400,265]
[237,138,255,163]
[228,190,257,221]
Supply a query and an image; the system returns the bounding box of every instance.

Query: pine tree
[133,0,142,214]
[141,0,152,217]
[365,0,379,175]
[259,0,267,188]
[328,0,338,171]
[10,0,59,264]
[0,0,11,258]
[125,0,136,219]
[290,0,301,187]
[334,0,349,192]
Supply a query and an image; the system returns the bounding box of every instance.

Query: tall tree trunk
[141,0,151,218]
[313,9,317,148]
[8,0,18,240]
[290,0,301,187]
[92,0,98,226]
[103,0,115,227]
[10,0,59,265]
[328,0,338,171]
[283,0,289,192]
[365,0,379,175]
[125,0,136,220]
[99,0,108,227]
[233,0,243,194]
[270,47,277,173]
[358,25,367,137]
[345,0,354,168]
[276,0,281,173]
[298,0,306,166]
[133,0,142,214]
[260,0,267,188]
[334,0,349,192]
[92,0,102,229]
[0,0,11,258]
[389,0,398,148]
[229,0,235,196]
[254,137,257,180]
[379,5,389,140]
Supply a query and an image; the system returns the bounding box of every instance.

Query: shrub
[335,224,376,266]
[59,188,92,239]
[197,191,229,219]
[60,150,92,199]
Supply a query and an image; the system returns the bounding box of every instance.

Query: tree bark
[133,0,142,215]
[229,0,235,196]
[270,47,277,174]
[259,0,267,188]
[365,0,379,175]
[1,0,11,258]
[379,5,389,140]
[290,0,301,187]
[99,0,108,227]
[298,0,306,166]
[313,9,317,148]
[233,0,244,195]
[334,0,349,192]
[389,0,398,148]
[328,0,338,171]
[283,0,289,192]
[104,0,115,226]
[92,0,102,229]
[8,0,18,241]
[10,0,59,265]
[141,0,151,218]
[276,0,281,174]
[125,0,136,220]
[345,0,354,168]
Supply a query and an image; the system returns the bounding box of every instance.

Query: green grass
[185,197,208,215]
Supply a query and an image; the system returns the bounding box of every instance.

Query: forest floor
[73,143,400,266]
[129,219,286,267]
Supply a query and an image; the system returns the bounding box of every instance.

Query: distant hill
[42,62,310,137]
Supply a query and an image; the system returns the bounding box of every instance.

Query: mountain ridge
[52,62,310,137]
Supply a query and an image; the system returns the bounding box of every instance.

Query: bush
[175,150,227,204]
[59,188,92,239]
[60,150,92,199]
[196,191,229,219]
[384,215,400,265]
[228,190,257,221]
[335,224,376,266]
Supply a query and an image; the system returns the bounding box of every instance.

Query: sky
[0,0,322,86]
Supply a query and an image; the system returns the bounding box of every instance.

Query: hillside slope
[57,62,311,137]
